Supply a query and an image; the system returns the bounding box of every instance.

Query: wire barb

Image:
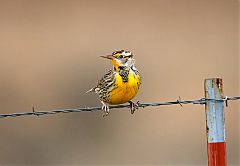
[177,96,183,107]
[0,96,239,119]
[223,96,228,107]
[32,107,39,117]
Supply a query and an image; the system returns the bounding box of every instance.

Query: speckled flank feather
[92,69,116,102]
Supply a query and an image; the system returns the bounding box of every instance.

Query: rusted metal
[204,78,226,166]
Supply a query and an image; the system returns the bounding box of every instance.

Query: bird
[87,50,141,117]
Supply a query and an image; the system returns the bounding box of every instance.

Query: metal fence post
[205,78,227,166]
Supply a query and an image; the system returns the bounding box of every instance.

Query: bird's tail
[85,88,95,93]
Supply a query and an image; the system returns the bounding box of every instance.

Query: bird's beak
[100,55,114,60]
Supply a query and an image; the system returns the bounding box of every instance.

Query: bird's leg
[129,101,140,114]
[101,101,110,117]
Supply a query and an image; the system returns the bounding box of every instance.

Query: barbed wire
[0,96,239,118]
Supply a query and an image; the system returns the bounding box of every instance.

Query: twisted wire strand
[0,96,239,118]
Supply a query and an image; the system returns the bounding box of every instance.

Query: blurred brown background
[0,0,239,165]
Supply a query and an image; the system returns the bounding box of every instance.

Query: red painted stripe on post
[208,142,226,166]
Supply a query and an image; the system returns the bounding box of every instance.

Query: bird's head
[101,50,135,70]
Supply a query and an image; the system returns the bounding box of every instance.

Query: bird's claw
[101,101,110,117]
[129,101,140,114]
[102,111,109,117]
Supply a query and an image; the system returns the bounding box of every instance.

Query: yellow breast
[108,70,140,105]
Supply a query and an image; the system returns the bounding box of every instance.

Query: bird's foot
[101,101,110,117]
[129,101,140,114]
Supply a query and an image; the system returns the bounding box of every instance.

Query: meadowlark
[87,50,141,116]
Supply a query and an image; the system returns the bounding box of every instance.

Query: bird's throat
[111,59,120,69]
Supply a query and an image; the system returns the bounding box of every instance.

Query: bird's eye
[118,55,124,59]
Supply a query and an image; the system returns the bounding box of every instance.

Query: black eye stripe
[126,54,133,58]
[118,55,124,59]
[112,50,125,55]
